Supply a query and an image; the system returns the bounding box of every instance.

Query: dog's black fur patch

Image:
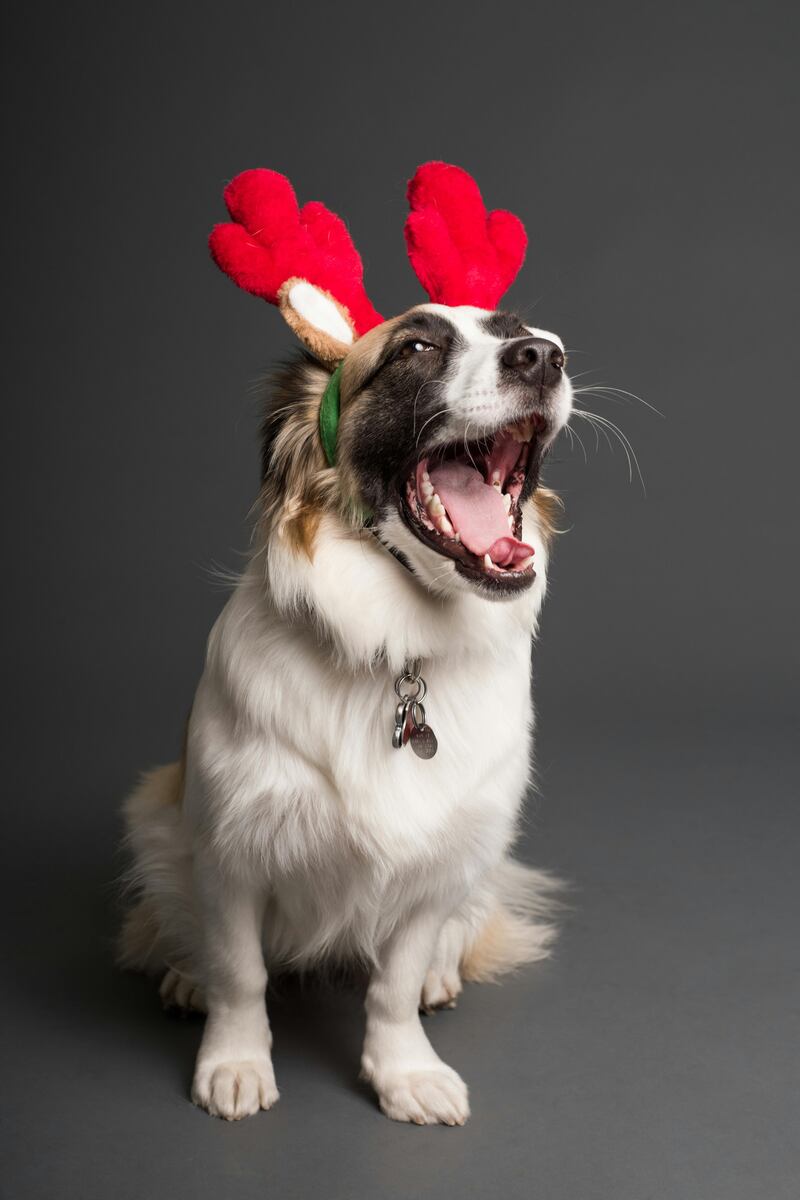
[345,310,465,514]
[479,311,529,340]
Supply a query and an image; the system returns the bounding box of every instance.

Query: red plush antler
[210,169,383,362]
[405,162,528,309]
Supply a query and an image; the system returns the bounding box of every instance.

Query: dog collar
[319,364,342,467]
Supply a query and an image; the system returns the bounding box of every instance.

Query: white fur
[121,317,570,1125]
[421,305,572,440]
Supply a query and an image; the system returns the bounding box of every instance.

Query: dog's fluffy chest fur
[181,514,546,965]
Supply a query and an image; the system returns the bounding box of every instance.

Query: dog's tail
[117,762,197,975]
[460,858,563,982]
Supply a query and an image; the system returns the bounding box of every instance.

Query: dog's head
[212,162,570,600]
[335,304,570,597]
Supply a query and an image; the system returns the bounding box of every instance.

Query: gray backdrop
[2,1,798,1198]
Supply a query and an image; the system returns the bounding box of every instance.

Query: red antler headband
[209,169,383,365]
[404,162,527,309]
[209,161,528,368]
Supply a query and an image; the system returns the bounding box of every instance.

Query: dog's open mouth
[400,417,543,592]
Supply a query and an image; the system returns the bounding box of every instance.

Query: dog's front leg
[362,906,470,1125]
[190,852,278,1120]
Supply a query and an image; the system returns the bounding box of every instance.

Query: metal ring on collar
[394,675,427,702]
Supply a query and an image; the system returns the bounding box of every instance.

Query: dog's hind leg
[118,763,203,1001]
[460,858,562,983]
[421,917,464,1012]
[159,966,206,1013]
[421,859,562,1011]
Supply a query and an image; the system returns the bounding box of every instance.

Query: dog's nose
[500,337,565,387]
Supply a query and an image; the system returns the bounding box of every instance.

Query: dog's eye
[401,339,439,357]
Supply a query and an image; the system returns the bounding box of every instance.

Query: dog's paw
[374,1065,470,1126]
[421,968,462,1013]
[191,1059,279,1121]
[160,967,206,1014]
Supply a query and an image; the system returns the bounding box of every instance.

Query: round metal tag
[410,723,438,759]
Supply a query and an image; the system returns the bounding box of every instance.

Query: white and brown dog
[120,163,573,1126]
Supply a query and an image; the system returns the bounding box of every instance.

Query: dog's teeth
[483,554,495,569]
[422,469,431,482]
[502,492,511,512]
[428,493,445,516]
[453,533,461,542]
[508,516,515,530]
[420,479,433,500]
[438,515,454,535]
[491,470,502,489]
[517,554,535,570]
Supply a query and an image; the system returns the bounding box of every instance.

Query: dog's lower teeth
[438,515,454,535]
[502,492,511,512]
[484,554,495,569]
[517,554,535,570]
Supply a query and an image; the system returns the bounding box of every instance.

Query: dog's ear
[210,170,383,366]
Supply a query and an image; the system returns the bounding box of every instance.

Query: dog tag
[392,698,412,749]
[410,722,438,759]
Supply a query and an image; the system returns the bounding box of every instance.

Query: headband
[209,162,528,463]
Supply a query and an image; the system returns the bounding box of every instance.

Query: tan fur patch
[256,359,338,559]
[460,904,556,981]
[117,900,162,971]
[532,486,564,549]
[338,313,402,404]
[147,759,184,807]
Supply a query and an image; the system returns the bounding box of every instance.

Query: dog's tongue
[428,460,534,567]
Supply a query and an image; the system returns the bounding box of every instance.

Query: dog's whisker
[415,407,450,452]
[571,409,646,493]
[572,410,635,479]
[412,378,445,440]
[562,421,589,463]
[572,383,663,418]
[571,409,612,455]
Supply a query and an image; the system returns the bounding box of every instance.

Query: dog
[119,164,573,1126]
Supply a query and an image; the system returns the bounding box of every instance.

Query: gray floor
[3,713,797,1200]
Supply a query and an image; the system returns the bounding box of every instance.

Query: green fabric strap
[319,364,342,467]
[318,363,373,523]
